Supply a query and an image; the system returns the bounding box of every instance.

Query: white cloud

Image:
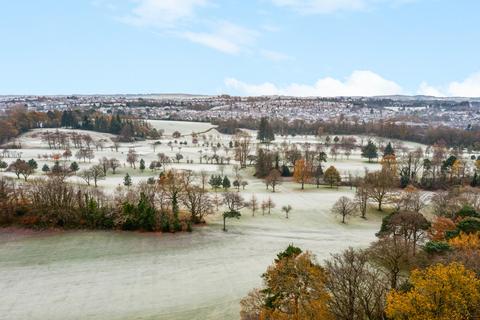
[271,0,366,14]
[180,22,258,54]
[122,0,208,28]
[417,72,480,97]
[447,72,480,97]
[119,1,264,55]
[417,81,445,97]
[225,70,403,96]
[270,0,417,14]
[260,49,292,62]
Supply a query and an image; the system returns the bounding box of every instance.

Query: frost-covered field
[0,120,422,320]
[0,187,382,320]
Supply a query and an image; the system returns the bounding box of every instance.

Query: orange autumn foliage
[429,217,457,241]
[448,232,480,251]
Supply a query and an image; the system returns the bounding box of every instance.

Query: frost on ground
[0,184,382,320]
[0,120,404,320]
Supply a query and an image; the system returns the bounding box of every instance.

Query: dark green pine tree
[222,176,231,190]
[139,159,145,172]
[383,142,395,157]
[361,140,378,163]
[70,161,79,172]
[209,175,222,191]
[257,117,275,143]
[124,173,132,187]
[471,172,479,187]
[110,114,123,134]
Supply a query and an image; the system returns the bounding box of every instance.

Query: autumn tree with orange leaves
[293,159,312,190]
[240,245,332,320]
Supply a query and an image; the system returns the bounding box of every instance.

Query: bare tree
[241,180,248,190]
[355,182,370,219]
[79,169,93,186]
[183,185,213,223]
[332,196,357,224]
[90,165,106,188]
[109,158,120,174]
[265,169,282,192]
[223,192,246,212]
[281,205,292,219]
[365,169,395,211]
[126,148,138,169]
[247,194,259,216]
[368,238,411,290]
[198,170,209,191]
[99,157,110,175]
[222,192,245,231]
[85,148,95,163]
[325,248,388,320]
[265,197,275,214]
[234,131,252,168]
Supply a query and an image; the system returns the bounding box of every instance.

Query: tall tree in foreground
[325,248,388,320]
[386,263,480,320]
[240,245,332,320]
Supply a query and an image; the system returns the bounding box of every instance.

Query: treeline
[212,117,480,150]
[0,107,160,145]
[0,170,215,232]
[250,134,480,191]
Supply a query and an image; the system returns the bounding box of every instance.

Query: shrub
[457,218,480,234]
[424,241,451,254]
[457,205,479,218]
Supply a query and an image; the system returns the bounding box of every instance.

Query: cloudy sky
[1,0,480,97]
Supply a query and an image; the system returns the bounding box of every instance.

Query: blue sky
[1,0,480,96]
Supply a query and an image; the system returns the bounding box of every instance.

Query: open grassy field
[0,120,429,320]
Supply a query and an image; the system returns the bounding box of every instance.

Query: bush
[424,241,451,254]
[457,205,479,218]
[457,218,480,234]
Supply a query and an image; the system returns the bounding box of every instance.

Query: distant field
[147,120,216,135]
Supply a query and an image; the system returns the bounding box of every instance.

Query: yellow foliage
[448,232,480,251]
[385,263,480,320]
[381,154,397,173]
[293,159,311,182]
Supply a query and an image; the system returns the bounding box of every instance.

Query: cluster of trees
[251,140,342,190]
[0,167,283,232]
[214,117,480,150]
[240,199,480,319]
[0,107,159,145]
[0,170,211,232]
